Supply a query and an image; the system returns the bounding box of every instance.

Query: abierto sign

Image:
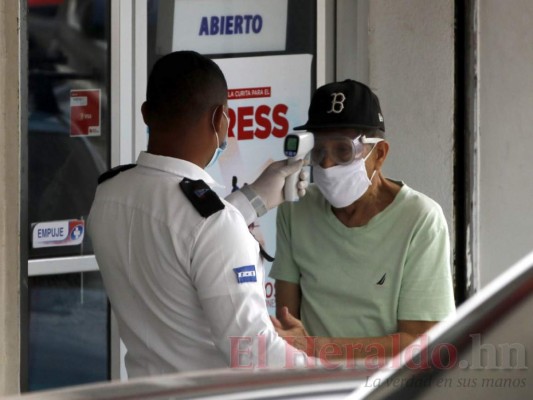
[156,0,288,55]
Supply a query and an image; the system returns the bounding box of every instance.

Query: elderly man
[270,80,455,362]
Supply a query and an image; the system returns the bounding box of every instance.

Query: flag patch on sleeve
[233,265,257,284]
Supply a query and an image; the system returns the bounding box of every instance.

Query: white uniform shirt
[87,152,310,378]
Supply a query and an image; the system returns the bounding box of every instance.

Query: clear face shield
[310,134,383,167]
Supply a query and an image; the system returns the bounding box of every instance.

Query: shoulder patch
[233,265,257,283]
[179,178,225,218]
[98,164,137,185]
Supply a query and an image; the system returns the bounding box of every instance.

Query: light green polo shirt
[269,183,455,338]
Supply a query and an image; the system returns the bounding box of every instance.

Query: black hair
[145,50,227,124]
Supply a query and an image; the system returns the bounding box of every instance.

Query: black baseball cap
[294,79,385,132]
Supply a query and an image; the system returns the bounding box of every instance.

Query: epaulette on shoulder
[97,164,137,185]
[179,178,225,218]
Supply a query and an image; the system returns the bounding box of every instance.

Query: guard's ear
[141,102,150,126]
[211,104,226,133]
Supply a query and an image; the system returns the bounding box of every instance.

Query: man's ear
[141,102,151,126]
[374,140,389,170]
[211,104,226,134]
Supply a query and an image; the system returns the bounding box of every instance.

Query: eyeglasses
[310,135,383,166]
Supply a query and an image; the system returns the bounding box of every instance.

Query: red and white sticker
[70,89,101,137]
[32,219,85,248]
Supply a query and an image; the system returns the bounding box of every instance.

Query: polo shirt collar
[136,151,224,189]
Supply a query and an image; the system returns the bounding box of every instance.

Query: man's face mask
[312,135,382,208]
[206,108,229,169]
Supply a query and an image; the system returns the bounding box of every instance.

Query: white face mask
[313,147,376,208]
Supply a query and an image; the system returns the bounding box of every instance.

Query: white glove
[225,160,309,224]
[249,159,309,210]
[296,169,310,197]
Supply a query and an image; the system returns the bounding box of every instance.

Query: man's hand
[249,159,309,210]
[270,307,314,356]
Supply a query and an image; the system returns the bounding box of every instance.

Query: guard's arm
[192,207,313,369]
[225,159,308,225]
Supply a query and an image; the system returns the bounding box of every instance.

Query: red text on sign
[228,104,289,140]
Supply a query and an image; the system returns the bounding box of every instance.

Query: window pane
[28,0,110,259]
[26,0,111,391]
[28,272,109,390]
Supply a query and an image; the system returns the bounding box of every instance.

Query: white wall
[477,0,533,286]
[365,0,533,288]
[367,0,455,242]
[0,0,21,395]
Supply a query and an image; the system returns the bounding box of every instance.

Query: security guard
[87,51,312,378]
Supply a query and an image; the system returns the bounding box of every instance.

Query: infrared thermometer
[283,132,314,201]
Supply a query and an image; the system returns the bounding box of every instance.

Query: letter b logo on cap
[327,92,346,114]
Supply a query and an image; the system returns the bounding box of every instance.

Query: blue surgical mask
[206,110,229,168]
[206,138,227,168]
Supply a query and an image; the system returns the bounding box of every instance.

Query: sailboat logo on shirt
[376,273,386,285]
